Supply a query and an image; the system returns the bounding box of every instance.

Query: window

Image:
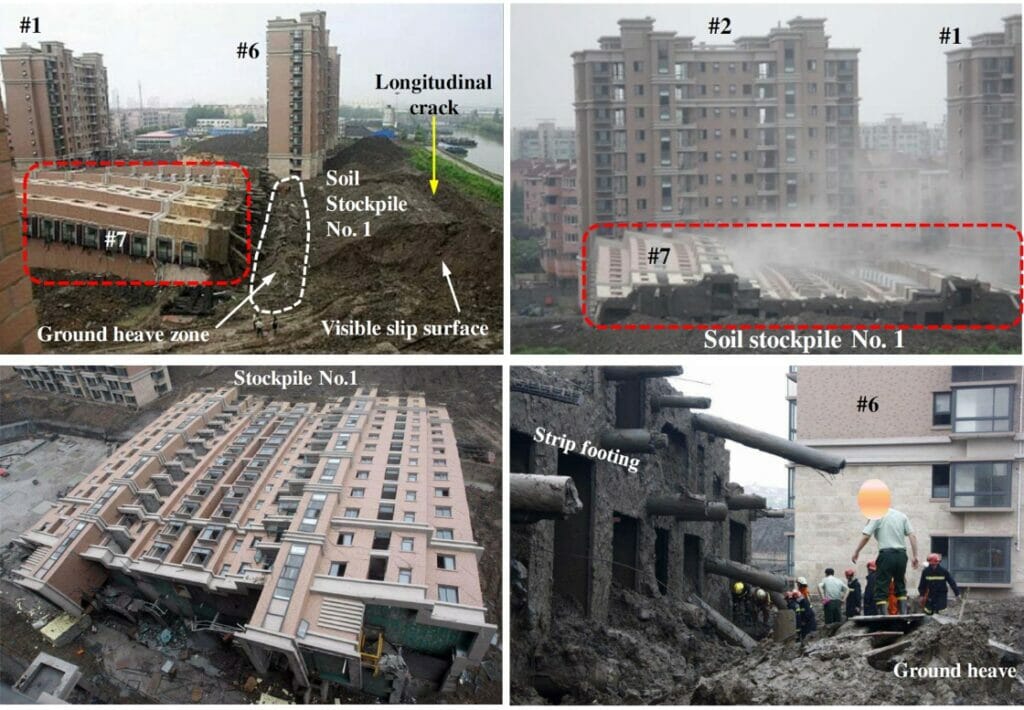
[435,506,453,518]
[952,386,1012,432]
[931,464,950,498]
[329,561,347,577]
[435,528,454,540]
[367,556,387,581]
[437,554,456,570]
[939,536,1012,584]
[403,512,416,523]
[401,537,414,551]
[951,462,1012,508]
[344,508,359,518]
[272,544,307,600]
[338,532,354,545]
[372,531,392,550]
[951,366,1015,382]
[408,473,418,482]
[377,503,395,521]
[382,484,398,500]
[355,470,369,480]
[438,585,460,603]
[932,392,951,426]
[405,490,417,501]
[351,487,365,498]
[399,568,412,584]
[435,488,450,498]
[299,493,326,532]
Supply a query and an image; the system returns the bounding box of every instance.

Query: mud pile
[325,136,407,174]
[692,598,1024,704]
[248,136,502,353]
[186,128,268,167]
[514,587,739,704]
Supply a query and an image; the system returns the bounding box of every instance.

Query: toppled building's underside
[590,230,1019,325]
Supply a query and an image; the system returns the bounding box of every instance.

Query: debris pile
[514,587,739,704]
[692,598,1024,704]
[186,128,268,167]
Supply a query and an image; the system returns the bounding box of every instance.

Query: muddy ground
[513,584,1024,705]
[512,314,1022,354]
[29,136,503,354]
[0,366,502,703]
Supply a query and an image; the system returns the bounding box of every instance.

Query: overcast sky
[1,3,502,109]
[667,363,791,491]
[513,3,1016,127]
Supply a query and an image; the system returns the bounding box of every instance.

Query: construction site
[0,366,502,704]
[510,365,1023,704]
[22,134,503,354]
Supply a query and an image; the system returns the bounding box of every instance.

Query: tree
[511,183,524,218]
[511,236,542,274]
[185,105,227,128]
[241,111,256,125]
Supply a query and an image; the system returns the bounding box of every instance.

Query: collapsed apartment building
[588,229,1019,325]
[510,366,845,702]
[20,163,250,282]
[10,386,495,700]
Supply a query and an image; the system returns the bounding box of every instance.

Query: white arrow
[215,272,277,329]
[441,261,461,313]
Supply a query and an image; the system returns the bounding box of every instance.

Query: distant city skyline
[512,4,1014,127]
[1,4,502,110]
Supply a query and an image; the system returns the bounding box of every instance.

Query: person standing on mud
[272,315,278,337]
[255,317,264,338]
[917,553,960,616]
[852,507,920,615]
[818,568,849,624]
[843,568,862,619]
[863,560,877,615]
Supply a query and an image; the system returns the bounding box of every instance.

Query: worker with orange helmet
[843,568,862,618]
[862,560,878,615]
[917,552,960,615]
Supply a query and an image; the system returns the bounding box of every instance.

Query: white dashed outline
[248,176,311,315]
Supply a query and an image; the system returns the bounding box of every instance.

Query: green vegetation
[511,237,541,273]
[240,111,257,125]
[341,105,384,120]
[185,105,227,128]
[407,146,502,206]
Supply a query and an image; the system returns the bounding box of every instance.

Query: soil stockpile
[187,128,268,167]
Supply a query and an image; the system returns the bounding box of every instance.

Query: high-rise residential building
[0,92,41,353]
[1,41,112,169]
[946,15,1021,226]
[859,116,947,160]
[11,366,171,408]
[267,11,341,179]
[572,17,859,228]
[11,386,494,696]
[511,159,580,280]
[512,121,577,161]
[788,366,1023,597]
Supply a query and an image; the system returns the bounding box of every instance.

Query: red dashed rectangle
[580,221,1023,331]
[21,160,252,287]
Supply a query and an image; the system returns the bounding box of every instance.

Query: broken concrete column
[753,510,787,519]
[646,496,728,521]
[704,555,790,593]
[725,493,767,511]
[691,413,846,474]
[602,366,683,380]
[689,594,756,651]
[599,429,664,453]
[651,394,712,410]
[510,474,583,524]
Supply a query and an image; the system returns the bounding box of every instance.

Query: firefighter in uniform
[844,568,862,618]
[863,560,878,615]
[918,553,960,615]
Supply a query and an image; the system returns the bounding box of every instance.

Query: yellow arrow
[429,116,439,195]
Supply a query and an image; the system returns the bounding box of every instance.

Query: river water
[445,130,504,176]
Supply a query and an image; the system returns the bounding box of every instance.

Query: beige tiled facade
[573,17,858,229]
[1,42,112,169]
[267,11,341,180]
[12,386,493,696]
[789,366,1023,597]
[12,366,170,408]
